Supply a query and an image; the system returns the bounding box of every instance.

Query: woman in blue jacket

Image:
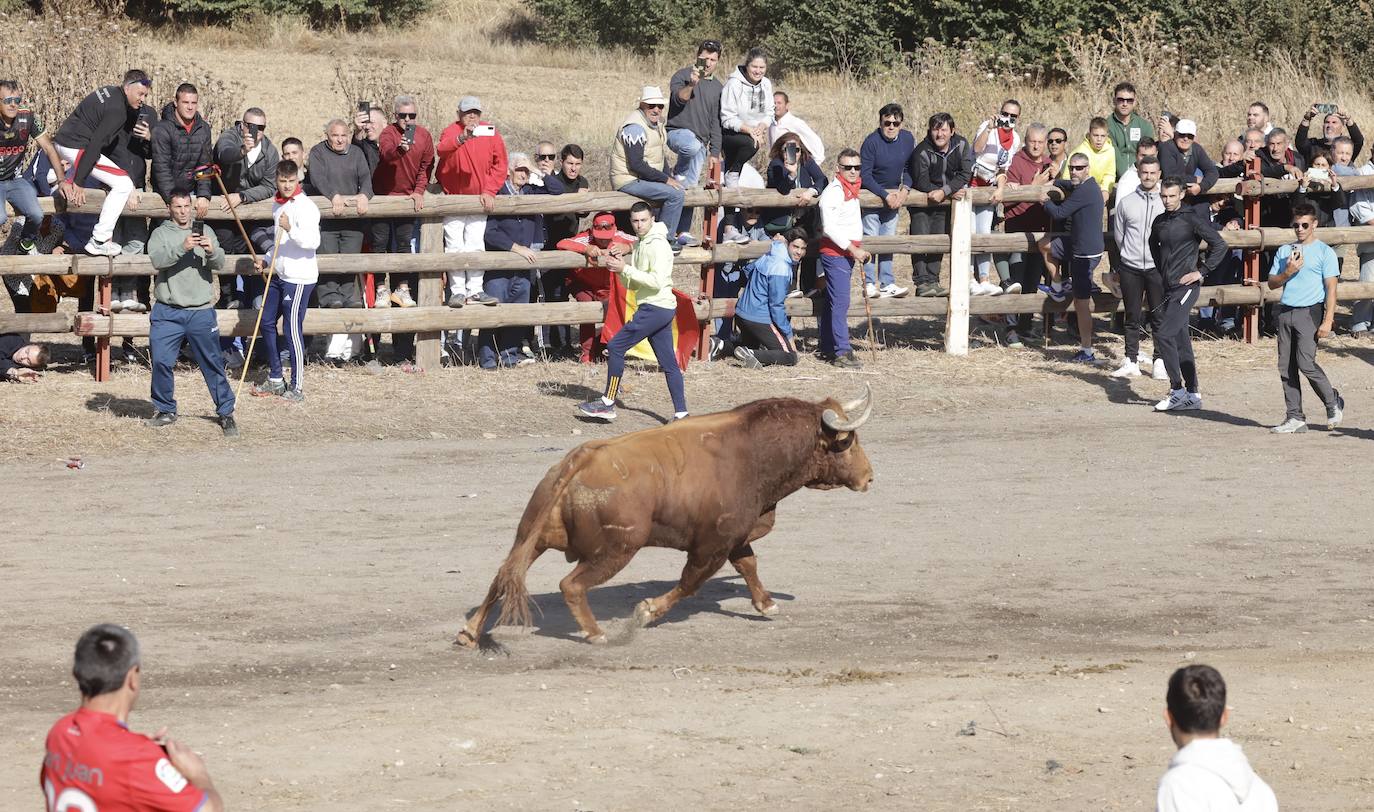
[723,228,808,367]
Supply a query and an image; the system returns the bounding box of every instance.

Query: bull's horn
[840,383,872,417]
[823,383,873,432]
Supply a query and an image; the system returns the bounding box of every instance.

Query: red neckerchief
[274,187,302,204]
[998,127,1015,150]
[837,172,862,201]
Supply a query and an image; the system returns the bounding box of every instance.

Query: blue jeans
[605,302,686,414]
[817,254,853,357]
[667,128,706,234]
[149,302,236,417]
[478,269,533,368]
[861,208,897,287]
[617,179,685,237]
[0,177,43,242]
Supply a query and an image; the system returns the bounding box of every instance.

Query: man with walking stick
[248,159,321,402]
[817,148,870,368]
[213,107,279,308]
[145,190,237,437]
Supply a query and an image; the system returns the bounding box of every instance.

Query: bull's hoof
[586,632,608,645]
[634,599,658,627]
[454,629,480,649]
[755,601,780,617]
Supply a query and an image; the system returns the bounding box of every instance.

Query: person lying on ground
[0,332,47,382]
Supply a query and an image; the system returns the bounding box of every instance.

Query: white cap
[1176,118,1198,136]
[639,86,668,106]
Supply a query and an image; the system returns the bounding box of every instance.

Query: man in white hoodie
[250,159,322,402]
[1157,664,1278,812]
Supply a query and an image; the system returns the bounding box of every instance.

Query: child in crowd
[251,159,321,402]
[1157,664,1277,812]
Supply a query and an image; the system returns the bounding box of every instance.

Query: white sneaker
[1188,392,1203,410]
[1002,282,1022,295]
[1110,360,1141,378]
[1136,355,1150,369]
[110,298,124,314]
[1151,358,1168,380]
[969,280,985,296]
[980,281,1003,296]
[375,284,392,308]
[391,286,416,307]
[120,298,140,313]
[865,282,879,299]
[84,238,122,257]
[1154,389,1197,412]
[879,283,909,298]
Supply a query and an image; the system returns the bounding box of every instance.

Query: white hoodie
[1157,738,1278,812]
[262,190,323,285]
[720,66,773,133]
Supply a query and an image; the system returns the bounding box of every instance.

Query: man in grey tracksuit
[1110,154,1165,379]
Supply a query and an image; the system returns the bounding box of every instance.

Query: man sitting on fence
[146,190,237,437]
[0,332,48,383]
[556,211,633,363]
[0,80,66,258]
[52,69,151,257]
[610,87,692,247]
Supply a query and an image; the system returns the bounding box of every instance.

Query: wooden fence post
[416,217,444,371]
[944,196,974,355]
[1242,158,1262,343]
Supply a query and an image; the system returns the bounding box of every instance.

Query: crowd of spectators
[2,62,1371,395]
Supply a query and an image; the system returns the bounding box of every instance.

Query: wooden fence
[3,162,1372,378]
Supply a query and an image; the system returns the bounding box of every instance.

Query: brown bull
[455,384,875,648]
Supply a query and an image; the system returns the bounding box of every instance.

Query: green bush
[122,0,430,27]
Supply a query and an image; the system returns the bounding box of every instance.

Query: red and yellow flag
[601,276,700,369]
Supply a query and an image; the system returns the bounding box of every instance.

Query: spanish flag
[601,275,700,369]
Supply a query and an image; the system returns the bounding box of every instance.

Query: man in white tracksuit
[1157,664,1277,812]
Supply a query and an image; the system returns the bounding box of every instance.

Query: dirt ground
[3,325,1374,810]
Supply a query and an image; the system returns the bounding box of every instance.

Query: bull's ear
[824,429,854,450]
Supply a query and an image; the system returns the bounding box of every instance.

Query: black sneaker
[145,411,177,428]
[219,414,240,438]
[831,351,862,369]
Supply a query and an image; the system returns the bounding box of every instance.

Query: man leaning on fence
[817,148,870,369]
[213,107,279,308]
[437,96,507,308]
[146,190,238,438]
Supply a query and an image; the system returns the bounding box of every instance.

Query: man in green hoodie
[578,202,688,422]
[146,190,238,437]
[1108,82,1155,181]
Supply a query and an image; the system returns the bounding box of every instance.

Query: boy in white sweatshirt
[251,159,322,401]
[1157,665,1278,812]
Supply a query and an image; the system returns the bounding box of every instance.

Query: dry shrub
[0,9,138,135]
[140,59,247,135]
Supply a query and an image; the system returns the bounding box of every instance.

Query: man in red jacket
[373,94,435,361]
[437,96,506,308]
[556,211,634,362]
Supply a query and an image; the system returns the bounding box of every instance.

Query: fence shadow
[479,575,797,644]
[85,392,154,419]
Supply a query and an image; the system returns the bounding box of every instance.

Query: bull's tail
[491,535,540,628]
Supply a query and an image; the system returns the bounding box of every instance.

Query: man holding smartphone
[213,107,279,308]
[1267,202,1344,433]
[145,190,237,437]
[374,95,435,360]
[666,39,724,242]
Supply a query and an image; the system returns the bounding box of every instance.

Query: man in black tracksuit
[1148,176,1229,412]
[151,83,213,212]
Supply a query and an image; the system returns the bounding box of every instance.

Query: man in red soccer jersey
[40,624,224,812]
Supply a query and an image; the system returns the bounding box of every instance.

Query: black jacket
[1149,207,1229,287]
[53,85,130,184]
[152,103,213,201]
[907,133,973,196]
[0,332,29,379]
[214,127,280,204]
[1158,140,1220,202]
[1043,178,1105,256]
[1296,122,1363,163]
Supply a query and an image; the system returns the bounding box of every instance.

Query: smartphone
[357,100,369,114]
[695,56,707,72]
[1316,103,1337,116]
[472,124,495,137]
[404,123,416,142]
[191,221,204,237]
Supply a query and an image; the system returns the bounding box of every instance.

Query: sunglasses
[1115,96,1136,103]
[646,104,665,110]
[881,119,902,127]
[1,96,21,105]
[839,163,862,171]
[999,112,1019,120]
[1070,164,1090,171]
[701,40,722,51]
[1048,137,1066,144]
[536,153,556,160]
[1177,134,1195,140]
[1293,222,1314,230]
[396,112,417,120]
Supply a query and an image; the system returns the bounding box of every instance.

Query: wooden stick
[853,260,877,364]
[212,173,261,267]
[233,227,283,401]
